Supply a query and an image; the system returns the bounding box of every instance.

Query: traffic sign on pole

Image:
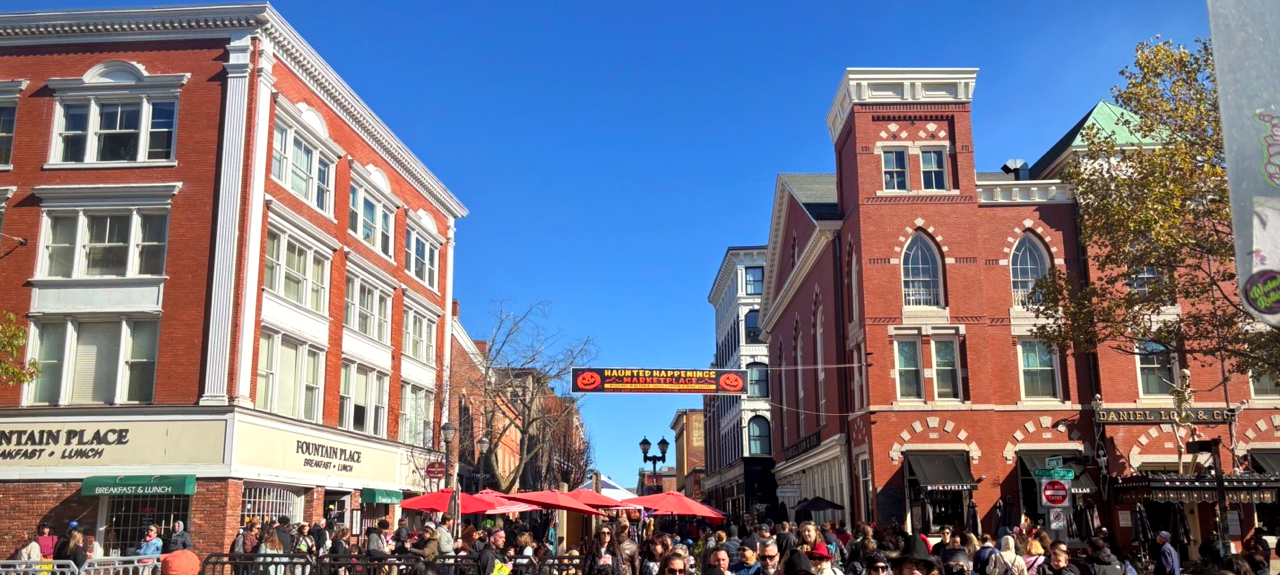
[1046,456,1064,469]
[1032,468,1075,479]
[1049,508,1067,530]
[1040,479,1071,507]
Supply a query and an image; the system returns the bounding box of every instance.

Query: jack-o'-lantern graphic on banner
[570,367,748,394]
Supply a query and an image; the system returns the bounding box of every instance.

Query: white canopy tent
[576,473,640,504]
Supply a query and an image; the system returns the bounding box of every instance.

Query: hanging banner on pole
[572,367,747,394]
[1208,0,1280,327]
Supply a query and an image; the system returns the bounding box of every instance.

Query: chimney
[452,299,460,317]
[1002,159,1031,181]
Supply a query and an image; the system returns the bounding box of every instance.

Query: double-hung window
[921,149,948,190]
[402,306,438,364]
[747,362,768,398]
[1137,340,1176,396]
[1019,340,1059,399]
[340,361,388,437]
[52,99,178,164]
[895,338,923,399]
[348,180,395,258]
[882,149,908,191]
[745,266,764,295]
[27,318,159,406]
[255,331,323,422]
[400,381,434,447]
[405,226,440,290]
[933,339,961,400]
[42,209,167,278]
[270,116,335,214]
[263,228,329,313]
[344,273,391,343]
[0,102,15,167]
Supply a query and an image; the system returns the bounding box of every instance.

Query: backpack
[230,532,245,554]
[987,553,1013,575]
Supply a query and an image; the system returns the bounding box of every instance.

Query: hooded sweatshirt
[991,537,1028,575]
[1083,549,1123,575]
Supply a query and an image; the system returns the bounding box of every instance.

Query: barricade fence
[0,554,579,575]
[80,556,162,575]
[199,553,316,575]
[0,560,80,575]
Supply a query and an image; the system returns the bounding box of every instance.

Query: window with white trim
[921,149,947,190]
[747,416,771,456]
[902,234,942,307]
[27,318,158,406]
[795,334,805,433]
[263,229,329,314]
[344,274,391,343]
[1129,266,1160,298]
[405,226,440,290]
[747,362,768,398]
[402,306,437,363]
[882,148,908,191]
[745,266,763,295]
[255,331,323,423]
[895,338,923,399]
[858,456,874,523]
[0,103,14,166]
[816,308,826,424]
[933,338,961,400]
[1011,235,1049,308]
[348,180,395,258]
[340,361,388,437]
[52,99,177,164]
[271,118,334,214]
[1137,340,1176,396]
[1019,340,1059,399]
[42,209,167,278]
[400,380,434,447]
[1253,372,1280,397]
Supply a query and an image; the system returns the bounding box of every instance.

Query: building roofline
[708,245,767,304]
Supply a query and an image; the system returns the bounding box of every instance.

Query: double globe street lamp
[639,436,669,494]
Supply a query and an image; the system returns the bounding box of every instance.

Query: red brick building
[0,4,467,557]
[763,69,1278,549]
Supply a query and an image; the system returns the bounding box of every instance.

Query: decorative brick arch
[852,415,869,443]
[1004,220,1064,265]
[894,219,951,261]
[1001,415,1088,463]
[1234,414,1280,456]
[1126,424,1195,469]
[888,417,982,463]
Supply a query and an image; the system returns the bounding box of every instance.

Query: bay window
[344,274,391,343]
[263,228,329,314]
[340,361,388,437]
[255,331,323,423]
[27,318,158,406]
[42,209,167,278]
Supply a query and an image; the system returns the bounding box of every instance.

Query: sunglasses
[761,555,778,561]
[666,570,687,574]
[871,567,890,573]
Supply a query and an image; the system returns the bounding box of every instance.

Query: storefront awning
[1251,451,1280,473]
[907,452,976,491]
[1114,472,1280,504]
[361,488,403,505]
[1018,452,1098,494]
[81,475,196,496]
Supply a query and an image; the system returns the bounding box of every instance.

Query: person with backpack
[974,536,998,575]
[988,537,1027,575]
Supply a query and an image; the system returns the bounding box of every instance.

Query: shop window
[242,485,303,526]
[102,494,189,557]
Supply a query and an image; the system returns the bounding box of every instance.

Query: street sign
[1046,456,1064,469]
[1032,468,1075,479]
[1040,479,1071,507]
[1049,508,1067,530]
[425,462,446,480]
[777,486,801,497]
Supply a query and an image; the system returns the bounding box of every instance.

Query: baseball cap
[161,550,200,575]
[1157,531,1171,539]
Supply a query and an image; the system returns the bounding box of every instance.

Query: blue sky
[18,0,1212,489]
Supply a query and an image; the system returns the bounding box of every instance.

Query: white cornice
[760,177,792,323]
[761,223,838,339]
[0,79,28,99]
[707,247,766,304]
[33,182,182,207]
[826,68,978,143]
[0,3,468,220]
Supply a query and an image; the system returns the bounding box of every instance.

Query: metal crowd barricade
[317,554,424,575]
[0,560,80,575]
[80,556,162,575]
[200,553,317,575]
[535,555,583,575]
[430,555,478,575]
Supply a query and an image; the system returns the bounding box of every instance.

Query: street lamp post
[441,422,457,491]
[476,436,492,491]
[639,436,670,493]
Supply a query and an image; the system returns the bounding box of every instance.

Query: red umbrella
[474,490,542,515]
[401,489,496,515]
[622,492,726,524]
[567,489,627,508]
[503,490,606,516]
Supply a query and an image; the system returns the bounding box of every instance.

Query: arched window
[744,310,762,344]
[902,234,942,307]
[748,416,772,456]
[1011,234,1049,307]
[747,362,769,398]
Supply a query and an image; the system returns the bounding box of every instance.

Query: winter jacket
[619,537,640,575]
[1036,563,1081,575]
[730,561,762,575]
[165,530,194,553]
[1155,542,1180,575]
[138,536,163,556]
[1083,550,1124,575]
[18,541,43,562]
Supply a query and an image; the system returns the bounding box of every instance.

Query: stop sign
[1041,479,1071,507]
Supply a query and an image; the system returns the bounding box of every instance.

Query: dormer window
[46,61,188,167]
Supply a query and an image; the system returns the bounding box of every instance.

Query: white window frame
[270,106,339,216]
[858,455,874,523]
[263,226,330,315]
[399,379,434,447]
[1017,339,1061,400]
[401,304,438,364]
[40,208,169,279]
[1011,234,1049,309]
[881,147,908,191]
[24,316,160,406]
[48,97,181,166]
[255,330,325,423]
[1136,340,1178,397]
[895,337,924,400]
[344,271,392,344]
[1251,371,1280,398]
[815,308,826,425]
[901,233,944,308]
[0,93,18,168]
[747,416,771,456]
[931,337,962,401]
[348,166,398,260]
[404,224,442,292]
[339,360,389,437]
[919,148,948,191]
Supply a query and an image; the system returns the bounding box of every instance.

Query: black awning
[1252,451,1280,473]
[1018,452,1097,494]
[907,452,976,491]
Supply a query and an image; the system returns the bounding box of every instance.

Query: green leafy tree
[0,311,38,387]
[1030,38,1280,417]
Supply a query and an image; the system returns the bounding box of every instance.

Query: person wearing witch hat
[891,533,939,575]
